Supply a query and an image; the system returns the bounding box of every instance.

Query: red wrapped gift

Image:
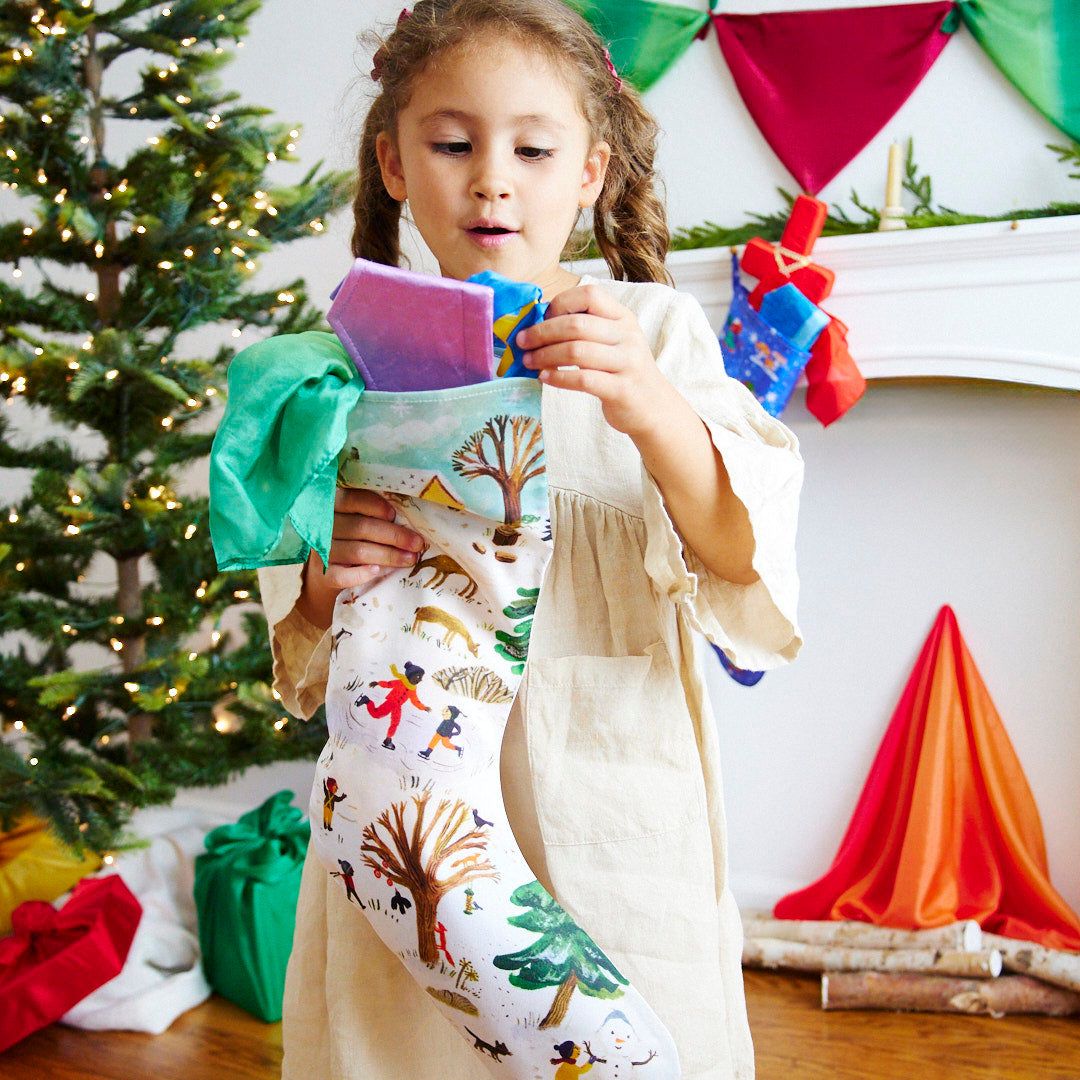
[0,873,141,1052]
[740,195,835,309]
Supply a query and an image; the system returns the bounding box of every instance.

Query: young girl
[257,2,802,1077]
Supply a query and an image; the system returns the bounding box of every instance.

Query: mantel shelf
[579,215,1080,391]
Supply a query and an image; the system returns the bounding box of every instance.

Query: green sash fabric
[208,332,364,572]
[193,790,310,1022]
[959,0,1080,141]
[564,0,709,91]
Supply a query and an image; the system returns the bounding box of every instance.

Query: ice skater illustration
[419,704,464,760]
[356,661,431,749]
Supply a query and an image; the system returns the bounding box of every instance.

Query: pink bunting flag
[711,2,957,194]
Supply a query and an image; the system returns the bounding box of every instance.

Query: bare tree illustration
[451,414,544,545]
[360,792,497,964]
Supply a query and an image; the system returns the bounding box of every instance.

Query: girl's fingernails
[522,351,534,367]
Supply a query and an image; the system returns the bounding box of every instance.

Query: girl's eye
[518,146,554,160]
[432,141,470,155]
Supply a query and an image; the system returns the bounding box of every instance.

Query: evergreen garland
[573,140,1080,258]
[672,141,1080,250]
[0,0,352,858]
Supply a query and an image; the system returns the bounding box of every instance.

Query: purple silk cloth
[328,259,495,391]
[711,2,957,194]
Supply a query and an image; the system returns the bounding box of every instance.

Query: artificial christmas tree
[0,0,351,858]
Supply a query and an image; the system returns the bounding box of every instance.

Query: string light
[195,581,207,598]
[65,524,80,535]
[102,854,114,864]
[13,720,24,730]
[233,589,250,600]
[63,706,76,719]
[211,631,221,645]
[109,638,123,651]
[85,291,96,301]
[124,682,139,692]
[161,417,173,428]
[7,510,17,523]
[188,651,198,661]
[146,615,164,626]
[22,227,33,237]
[29,756,38,765]
[274,719,287,730]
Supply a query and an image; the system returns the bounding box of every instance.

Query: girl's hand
[297,488,423,627]
[516,284,674,439]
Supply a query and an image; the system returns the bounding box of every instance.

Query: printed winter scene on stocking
[308,376,679,1080]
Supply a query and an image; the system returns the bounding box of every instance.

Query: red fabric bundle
[803,317,867,427]
[775,606,1080,951]
[0,874,142,1052]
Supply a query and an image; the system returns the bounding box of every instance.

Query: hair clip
[371,8,412,82]
[603,47,623,94]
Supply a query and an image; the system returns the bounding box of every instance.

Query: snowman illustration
[593,1010,659,1070]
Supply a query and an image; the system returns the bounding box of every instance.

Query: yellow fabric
[257,275,803,1080]
[0,815,102,935]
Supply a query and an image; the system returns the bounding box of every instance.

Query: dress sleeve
[641,289,803,671]
[256,563,332,720]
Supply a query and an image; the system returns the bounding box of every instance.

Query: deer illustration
[412,606,480,657]
[408,552,478,599]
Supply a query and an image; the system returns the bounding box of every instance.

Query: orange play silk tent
[775,605,1080,951]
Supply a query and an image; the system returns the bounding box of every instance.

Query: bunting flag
[565,0,710,91]
[958,0,1080,142]
[774,606,1080,951]
[710,2,958,193]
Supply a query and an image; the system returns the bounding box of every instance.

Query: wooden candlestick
[879,141,907,232]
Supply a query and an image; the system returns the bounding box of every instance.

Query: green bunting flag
[957,1,1080,141]
[564,0,709,91]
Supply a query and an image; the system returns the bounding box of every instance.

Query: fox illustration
[464,1027,513,1062]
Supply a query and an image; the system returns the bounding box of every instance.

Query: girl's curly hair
[351,0,671,285]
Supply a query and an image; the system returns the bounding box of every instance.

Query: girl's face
[376,36,610,299]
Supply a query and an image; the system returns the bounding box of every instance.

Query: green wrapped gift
[194,789,310,1022]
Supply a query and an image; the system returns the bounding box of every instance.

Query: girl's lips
[465,227,517,250]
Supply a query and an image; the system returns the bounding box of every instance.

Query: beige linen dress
[258,274,803,1080]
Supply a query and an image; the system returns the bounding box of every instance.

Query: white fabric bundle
[59,804,225,1033]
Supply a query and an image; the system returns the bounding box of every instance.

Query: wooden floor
[4,970,1078,1079]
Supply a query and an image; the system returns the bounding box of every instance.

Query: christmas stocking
[308,377,680,1078]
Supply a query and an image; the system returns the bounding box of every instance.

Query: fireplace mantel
[580,215,1080,390]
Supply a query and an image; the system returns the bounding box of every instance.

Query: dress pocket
[524,644,706,846]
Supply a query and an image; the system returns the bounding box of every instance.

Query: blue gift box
[759,283,830,351]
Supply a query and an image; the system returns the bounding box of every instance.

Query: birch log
[981,933,1080,994]
[742,936,1002,978]
[741,913,982,953]
[821,971,1080,1017]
